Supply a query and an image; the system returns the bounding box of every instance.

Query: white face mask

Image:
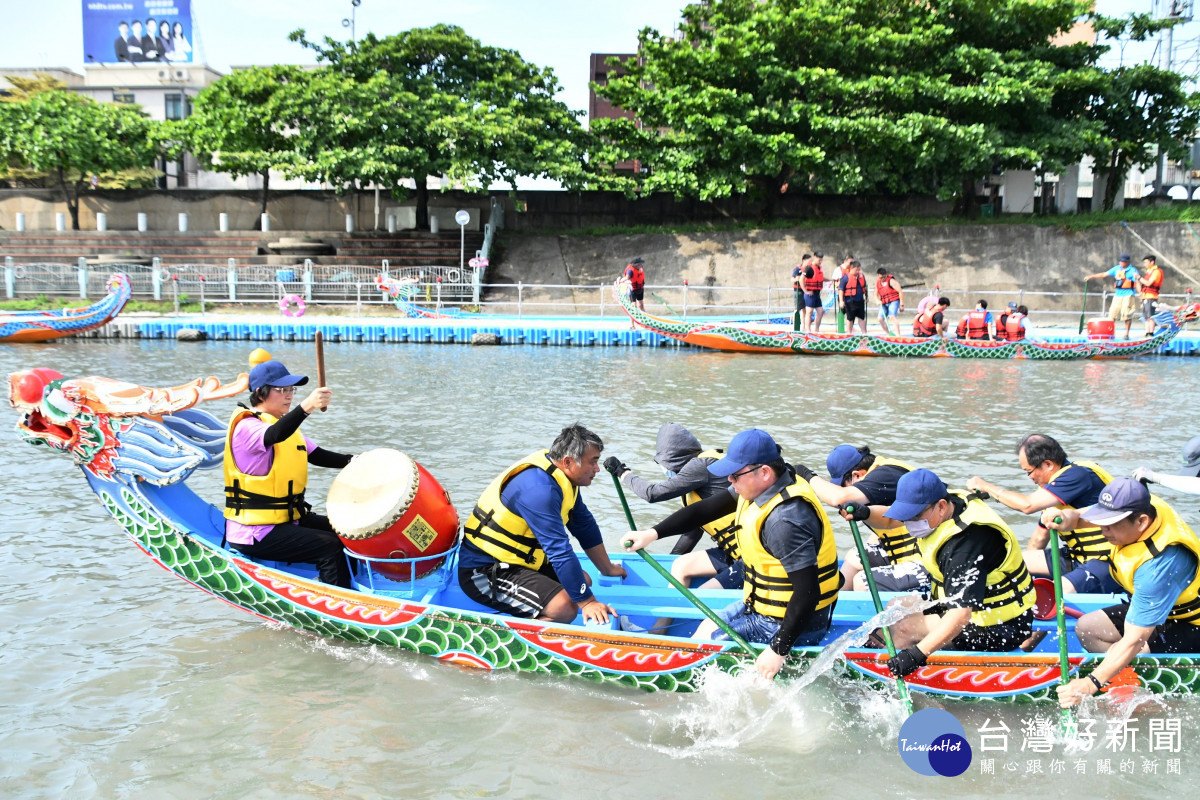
[906,518,934,538]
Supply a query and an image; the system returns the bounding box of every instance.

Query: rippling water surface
[3,340,1199,798]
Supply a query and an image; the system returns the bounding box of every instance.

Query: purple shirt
[225,414,315,545]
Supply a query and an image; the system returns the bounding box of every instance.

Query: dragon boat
[615,278,1199,359]
[10,366,1200,700]
[0,273,131,343]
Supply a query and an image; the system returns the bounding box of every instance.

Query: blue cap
[1120,254,1131,262]
[708,429,781,477]
[1079,478,1153,526]
[884,469,949,521]
[826,444,866,486]
[1007,301,1018,310]
[248,360,309,392]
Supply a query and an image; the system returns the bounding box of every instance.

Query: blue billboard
[82,1,194,64]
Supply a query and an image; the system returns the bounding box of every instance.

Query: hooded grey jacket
[620,423,730,504]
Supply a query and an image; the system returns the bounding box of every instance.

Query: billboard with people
[82,1,194,64]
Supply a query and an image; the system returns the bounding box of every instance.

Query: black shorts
[629,287,645,302]
[843,301,866,321]
[703,547,745,589]
[946,609,1033,652]
[1103,603,1200,654]
[1143,298,1160,320]
[459,560,565,618]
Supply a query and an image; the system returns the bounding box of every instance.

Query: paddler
[1131,434,1200,495]
[1044,478,1200,707]
[223,355,356,588]
[796,445,929,593]
[622,429,842,679]
[459,424,627,624]
[966,433,1119,594]
[603,423,743,589]
[882,469,1035,678]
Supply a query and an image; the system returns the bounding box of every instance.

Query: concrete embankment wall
[491,222,1200,313]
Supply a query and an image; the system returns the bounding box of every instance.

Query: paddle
[314,330,327,412]
[609,473,757,656]
[1048,518,1076,734]
[793,288,802,332]
[843,504,913,714]
[1077,281,1089,335]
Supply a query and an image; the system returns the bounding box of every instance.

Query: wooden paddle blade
[315,331,327,411]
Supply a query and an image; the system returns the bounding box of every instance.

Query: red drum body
[1087,320,1115,340]
[326,448,460,580]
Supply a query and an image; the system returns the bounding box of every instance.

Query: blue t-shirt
[459,466,602,603]
[1107,265,1140,297]
[1128,546,1200,628]
[1043,462,1107,509]
[838,274,867,301]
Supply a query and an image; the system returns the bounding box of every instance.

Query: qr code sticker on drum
[402,515,439,552]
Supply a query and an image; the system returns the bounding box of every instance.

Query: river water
[3,339,1199,798]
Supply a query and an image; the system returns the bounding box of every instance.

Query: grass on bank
[0,295,201,313]
[534,202,1200,238]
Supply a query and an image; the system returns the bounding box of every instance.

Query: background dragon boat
[0,273,131,343]
[9,365,1200,701]
[616,277,1200,359]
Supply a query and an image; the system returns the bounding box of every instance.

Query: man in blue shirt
[1085,254,1141,340]
[459,424,626,624]
[1045,479,1200,708]
[967,433,1118,594]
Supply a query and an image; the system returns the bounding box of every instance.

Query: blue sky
[0,1,1187,116]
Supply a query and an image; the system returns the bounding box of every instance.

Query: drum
[1086,319,1114,340]
[327,448,460,580]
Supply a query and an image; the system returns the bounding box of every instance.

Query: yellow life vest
[682,448,740,561]
[736,475,842,619]
[1047,460,1116,562]
[920,491,1035,627]
[1109,497,1200,626]
[223,407,310,525]
[859,457,920,564]
[463,450,577,569]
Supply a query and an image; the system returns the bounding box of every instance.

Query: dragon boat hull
[0,273,131,343]
[615,279,1198,359]
[10,368,1200,699]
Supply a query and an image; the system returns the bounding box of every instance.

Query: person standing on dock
[624,257,646,312]
[882,470,1035,677]
[1139,255,1165,337]
[874,268,904,335]
[622,429,841,679]
[459,424,627,624]
[1085,254,1140,340]
[802,252,827,333]
[966,433,1119,595]
[1044,478,1200,707]
[838,260,869,334]
[223,357,355,588]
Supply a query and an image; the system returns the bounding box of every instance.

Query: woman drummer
[223,359,355,588]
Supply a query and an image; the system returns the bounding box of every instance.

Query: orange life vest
[1114,267,1136,291]
[804,265,825,294]
[913,310,939,337]
[626,265,645,290]
[965,309,990,340]
[876,275,900,304]
[994,312,1011,341]
[841,273,866,300]
[1143,266,1163,299]
[1005,312,1025,339]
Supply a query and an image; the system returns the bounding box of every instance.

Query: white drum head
[327,448,419,540]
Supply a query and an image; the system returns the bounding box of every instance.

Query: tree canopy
[0,89,162,228]
[287,24,593,226]
[592,0,1200,215]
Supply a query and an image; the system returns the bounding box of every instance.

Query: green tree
[0,90,162,229]
[289,25,593,228]
[592,0,1106,217]
[183,65,312,221]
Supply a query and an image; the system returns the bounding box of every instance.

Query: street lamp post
[455,210,470,275]
[342,0,362,41]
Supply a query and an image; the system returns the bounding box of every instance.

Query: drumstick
[315,330,327,412]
